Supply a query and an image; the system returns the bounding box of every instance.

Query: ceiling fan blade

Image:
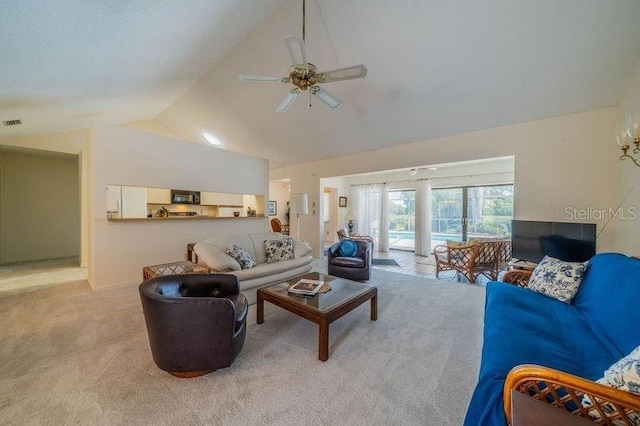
[285,36,307,69]
[276,88,301,112]
[238,74,289,83]
[316,64,368,83]
[311,86,342,110]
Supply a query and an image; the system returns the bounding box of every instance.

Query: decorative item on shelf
[289,193,308,239]
[155,206,169,218]
[246,207,257,217]
[345,210,356,233]
[268,201,277,216]
[233,211,240,217]
[339,196,347,208]
[617,109,640,166]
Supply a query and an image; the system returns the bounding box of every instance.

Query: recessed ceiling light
[203,132,221,146]
[428,167,438,171]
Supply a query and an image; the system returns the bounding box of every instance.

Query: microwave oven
[170,190,201,205]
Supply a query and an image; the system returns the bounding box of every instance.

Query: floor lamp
[289,193,308,240]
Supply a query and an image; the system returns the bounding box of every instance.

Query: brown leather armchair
[139,274,247,377]
[328,240,372,281]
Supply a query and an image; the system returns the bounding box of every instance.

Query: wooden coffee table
[256,272,377,361]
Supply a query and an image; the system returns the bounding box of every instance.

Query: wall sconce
[617,110,640,166]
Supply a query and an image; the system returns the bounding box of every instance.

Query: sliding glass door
[432,185,513,248]
[432,188,464,245]
[388,189,415,250]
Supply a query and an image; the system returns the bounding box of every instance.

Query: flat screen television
[511,220,596,264]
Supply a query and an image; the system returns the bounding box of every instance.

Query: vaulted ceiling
[2,1,640,168]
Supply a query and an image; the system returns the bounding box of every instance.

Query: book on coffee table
[288,279,324,296]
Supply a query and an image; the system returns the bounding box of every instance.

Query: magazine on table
[288,279,325,296]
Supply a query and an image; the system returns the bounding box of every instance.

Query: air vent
[3,119,22,127]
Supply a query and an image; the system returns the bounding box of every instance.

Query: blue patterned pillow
[265,238,294,263]
[528,255,587,303]
[224,245,257,269]
[339,239,358,257]
[582,345,640,422]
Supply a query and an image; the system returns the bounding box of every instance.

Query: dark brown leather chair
[328,240,372,281]
[139,274,247,377]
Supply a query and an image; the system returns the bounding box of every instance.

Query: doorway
[388,189,415,251]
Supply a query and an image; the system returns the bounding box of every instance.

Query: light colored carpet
[0,266,485,425]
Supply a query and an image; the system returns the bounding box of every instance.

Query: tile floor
[368,248,492,285]
[324,242,492,286]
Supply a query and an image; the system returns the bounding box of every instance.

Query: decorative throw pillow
[224,245,257,269]
[339,239,358,257]
[264,238,294,263]
[528,255,587,303]
[582,345,640,422]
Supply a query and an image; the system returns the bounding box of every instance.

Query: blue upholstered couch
[464,253,640,425]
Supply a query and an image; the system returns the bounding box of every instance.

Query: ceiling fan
[237,0,367,112]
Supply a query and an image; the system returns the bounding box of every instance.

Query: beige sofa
[190,232,313,304]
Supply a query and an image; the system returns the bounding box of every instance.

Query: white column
[379,184,389,252]
[415,180,432,256]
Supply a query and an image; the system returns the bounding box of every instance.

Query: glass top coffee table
[256,272,377,361]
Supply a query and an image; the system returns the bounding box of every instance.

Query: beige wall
[268,180,290,228]
[89,123,269,290]
[0,151,79,263]
[271,108,620,257]
[615,59,640,255]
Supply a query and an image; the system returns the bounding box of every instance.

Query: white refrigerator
[107,185,147,218]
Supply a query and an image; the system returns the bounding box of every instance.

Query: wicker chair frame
[504,364,640,425]
[502,269,533,287]
[434,240,511,283]
[337,229,374,251]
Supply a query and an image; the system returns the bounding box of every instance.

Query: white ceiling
[2,1,640,169]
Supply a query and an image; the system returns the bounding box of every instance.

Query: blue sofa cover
[464,253,640,425]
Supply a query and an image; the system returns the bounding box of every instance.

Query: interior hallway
[0,257,87,293]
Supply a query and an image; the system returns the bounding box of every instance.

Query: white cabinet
[201,192,243,206]
[219,193,243,206]
[200,191,219,206]
[147,188,171,204]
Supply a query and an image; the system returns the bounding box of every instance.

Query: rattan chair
[434,240,511,283]
[504,364,640,425]
[270,218,289,235]
[337,228,374,251]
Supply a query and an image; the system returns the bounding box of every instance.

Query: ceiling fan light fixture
[237,0,367,112]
